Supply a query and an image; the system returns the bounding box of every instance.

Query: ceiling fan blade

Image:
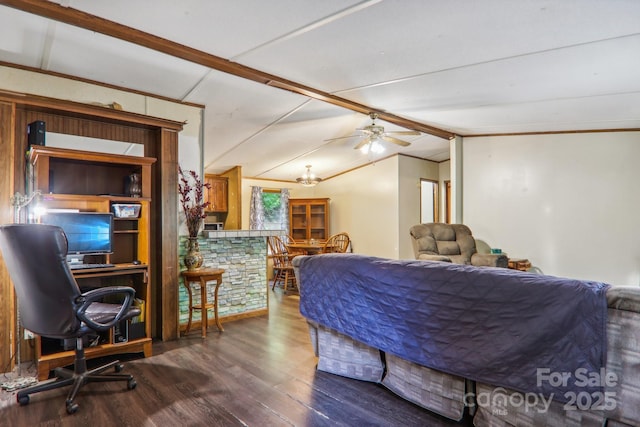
[324,135,360,142]
[385,130,420,136]
[353,136,373,150]
[382,136,411,147]
[355,127,374,134]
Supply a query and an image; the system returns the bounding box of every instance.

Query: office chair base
[16,359,136,414]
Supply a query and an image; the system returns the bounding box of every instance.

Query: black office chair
[0,224,140,414]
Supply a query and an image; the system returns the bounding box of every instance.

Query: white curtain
[249,186,264,230]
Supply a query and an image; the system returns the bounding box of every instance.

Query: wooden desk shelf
[29,146,156,380]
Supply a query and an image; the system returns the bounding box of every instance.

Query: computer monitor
[41,212,114,264]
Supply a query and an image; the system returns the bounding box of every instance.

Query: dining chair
[282,234,306,256]
[267,235,298,293]
[322,232,352,253]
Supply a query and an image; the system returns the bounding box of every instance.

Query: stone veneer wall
[178,230,282,325]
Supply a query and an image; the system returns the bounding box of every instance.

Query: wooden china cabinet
[289,198,330,241]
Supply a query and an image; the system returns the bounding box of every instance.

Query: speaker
[27,120,46,146]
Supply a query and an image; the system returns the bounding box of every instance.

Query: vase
[184,237,203,270]
[126,172,142,197]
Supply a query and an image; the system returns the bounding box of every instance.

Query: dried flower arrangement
[178,166,211,237]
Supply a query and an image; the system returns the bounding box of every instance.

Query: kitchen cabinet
[205,175,228,212]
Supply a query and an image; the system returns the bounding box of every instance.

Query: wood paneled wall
[17,109,154,145]
[0,101,16,371]
[148,128,179,340]
[222,166,242,230]
[0,93,182,370]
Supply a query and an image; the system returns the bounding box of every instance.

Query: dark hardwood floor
[0,290,464,426]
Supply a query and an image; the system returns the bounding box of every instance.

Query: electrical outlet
[23,329,35,340]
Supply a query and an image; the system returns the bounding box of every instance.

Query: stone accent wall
[178,231,280,325]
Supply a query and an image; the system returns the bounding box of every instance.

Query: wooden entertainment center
[29,146,156,380]
[0,92,185,375]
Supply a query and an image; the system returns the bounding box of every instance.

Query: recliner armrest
[471,253,508,268]
[417,254,452,263]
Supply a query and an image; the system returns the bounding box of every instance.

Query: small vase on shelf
[184,237,203,271]
[127,172,142,197]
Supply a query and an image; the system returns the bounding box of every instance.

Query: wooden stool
[507,258,532,271]
[181,268,225,337]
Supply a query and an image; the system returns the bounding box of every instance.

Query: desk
[181,268,225,337]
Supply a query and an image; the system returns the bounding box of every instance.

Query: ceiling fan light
[360,140,385,154]
[370,140,385,153]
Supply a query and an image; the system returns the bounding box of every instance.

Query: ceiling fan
[327,113,420,153]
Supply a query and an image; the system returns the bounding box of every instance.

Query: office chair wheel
[66,402,79,414]
[17,395,29,406]
[127,378,137,390]
[114,363,124,372]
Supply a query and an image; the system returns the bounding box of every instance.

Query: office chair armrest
[75,286,136,331]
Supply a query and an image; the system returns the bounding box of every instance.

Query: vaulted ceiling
[1,0,639,182]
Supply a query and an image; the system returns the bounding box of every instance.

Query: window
[250,187,289,231]
[262,190,285,230]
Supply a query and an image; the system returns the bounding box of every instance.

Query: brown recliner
[409,223,508,267]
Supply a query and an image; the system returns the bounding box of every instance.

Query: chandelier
[296,165,322,187]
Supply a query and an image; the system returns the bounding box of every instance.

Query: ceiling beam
[0,0,455,140]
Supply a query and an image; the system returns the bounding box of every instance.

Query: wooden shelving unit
[29,145,156,380]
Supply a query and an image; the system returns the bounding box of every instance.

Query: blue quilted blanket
[297,254,610,402]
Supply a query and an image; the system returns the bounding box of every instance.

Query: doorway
[420,179,438,223]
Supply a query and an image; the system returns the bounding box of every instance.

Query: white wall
[243,159,400,258]
[319,157,399,258]
[463,132,640,286]
[243,155,440,260]
[398,156,440,259]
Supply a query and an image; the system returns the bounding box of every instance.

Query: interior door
[420,179,438,223]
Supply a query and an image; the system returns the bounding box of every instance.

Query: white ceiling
[1,0,639,183]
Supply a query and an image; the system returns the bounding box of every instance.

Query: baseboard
[179,308,268,332]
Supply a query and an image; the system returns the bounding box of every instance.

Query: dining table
[286,239,333,255]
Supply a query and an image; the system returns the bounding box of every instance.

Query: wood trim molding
[0,90,185,131]
[464,128,640,138]
[0,0,454,140]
